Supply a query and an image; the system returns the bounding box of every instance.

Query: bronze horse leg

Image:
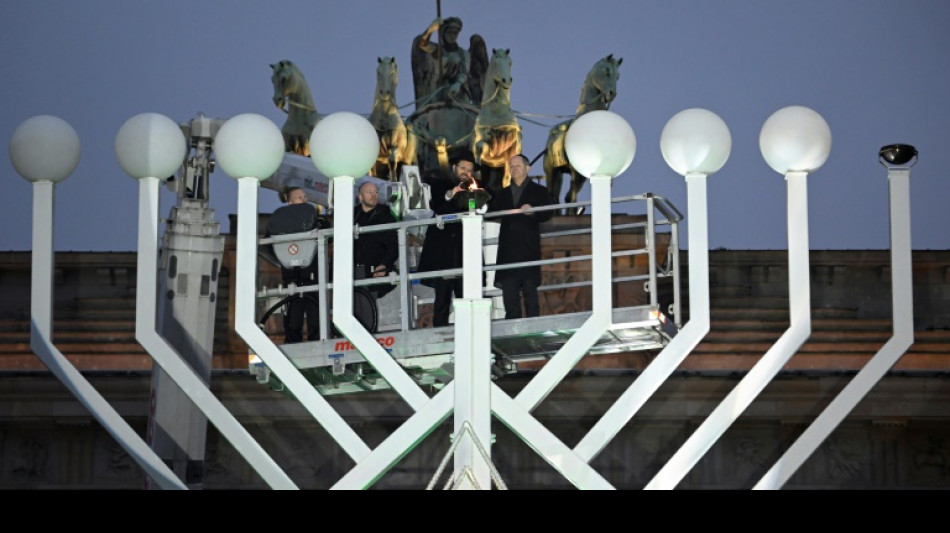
[544,165,563,208]
[565,170,587,215]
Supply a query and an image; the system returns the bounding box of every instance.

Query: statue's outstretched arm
[417,17,442,54]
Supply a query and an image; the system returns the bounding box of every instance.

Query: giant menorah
[10,104,915,489]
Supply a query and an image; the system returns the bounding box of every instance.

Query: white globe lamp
[214,113,285,181]
[309,111,379,178]
[114,113,187,180]
[565,110,636,179]
[759,105,831,175]
[10,115,81,183]
[660,108,731,176]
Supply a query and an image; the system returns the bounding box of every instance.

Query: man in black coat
[354,180,398,298]
[488,153,553,319]
[265,186,328,343]
[416,151,481,327]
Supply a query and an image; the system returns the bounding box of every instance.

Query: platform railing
[257,193,682,341]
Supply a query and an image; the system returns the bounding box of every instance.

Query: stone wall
[0,245,948,489]
[2,373,948,489]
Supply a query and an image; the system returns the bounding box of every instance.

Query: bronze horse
[472,48,521,191]
[368,57,416,180]
[270,59,319,156]
[543,54,622,212]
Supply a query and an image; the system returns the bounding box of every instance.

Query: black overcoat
[488,179,553,286]
[417,172,491,287]
[416,176,467,284]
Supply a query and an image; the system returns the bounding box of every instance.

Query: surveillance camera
[879,144,917,167]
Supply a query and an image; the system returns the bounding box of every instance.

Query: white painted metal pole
[492,384,615,489]
[515,174,614,411]
[483,220,506,318]
[331,175,429,409]
[233,177,370,461]
[454,212,492,489]
[483,174,616,489]
[333,385,455,489]
[317,235,331,340]
[29,180,186,490]
[647,171,813,489]
[461,213,483,299]
[31,181,54,340]
[755,168,914,490]
[134,177,296,489]
[575,172,711,462]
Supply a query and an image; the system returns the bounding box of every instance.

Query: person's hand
[520,203,533,215]
[448,82,462,97]
[445,183,463,200]
[372,265,388,278]
[428,18,442,33]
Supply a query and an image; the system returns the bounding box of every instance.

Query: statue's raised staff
[543,54,622,213]
[368,57,417,181]
[472,48,522,191]
[409,16,488,173]
[270,59,320,156]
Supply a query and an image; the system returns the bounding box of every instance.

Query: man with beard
[416,151,484,327]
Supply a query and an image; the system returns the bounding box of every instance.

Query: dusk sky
[2,0,948,252]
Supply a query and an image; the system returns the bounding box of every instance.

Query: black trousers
[284,294,319,343]
[500,276,540,319]
[431,277,464,327]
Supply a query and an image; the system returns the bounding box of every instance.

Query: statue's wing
[411,35,436,105]
[468,34,489,105]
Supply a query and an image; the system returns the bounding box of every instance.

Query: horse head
[270,60,298,110]
[483,48,513,102]
[376,57,398,105]
[580,54,622,113]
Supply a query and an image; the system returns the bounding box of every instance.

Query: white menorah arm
[135,177,297,489]
[647,171,813,489]
[575,172,711,462]
[30,180,186,490]
[755,168,914,489]
[515,175,614,411]
[334,385,455,489]
[234,177,371,461]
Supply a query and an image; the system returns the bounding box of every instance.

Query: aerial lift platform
[250,159,683,396]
